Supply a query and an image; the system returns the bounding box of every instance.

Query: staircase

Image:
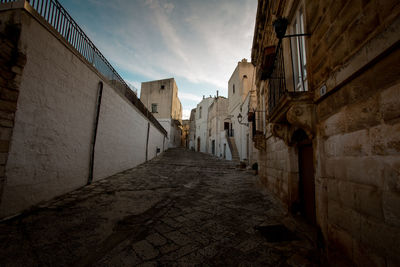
[226,134,240,163]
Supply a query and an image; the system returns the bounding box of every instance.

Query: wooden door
[298,144,316,224]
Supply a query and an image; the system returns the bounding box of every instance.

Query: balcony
[264,40,315,144]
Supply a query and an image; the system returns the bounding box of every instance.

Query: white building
[227,59,256,162]
[140,78,183,148]
[188,108,196,150]
[207,96,232,160]
[195,96,214,153]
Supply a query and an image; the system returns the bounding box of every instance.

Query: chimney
[203,95,205,99]
[217,90,219,97]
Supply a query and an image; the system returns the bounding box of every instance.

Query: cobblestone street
[0,149,320,266]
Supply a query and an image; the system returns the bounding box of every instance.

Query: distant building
[227,59,257,163]
[195,96,214,152]
[188,109,196,150]
[181,120,190,148]
[207,95,231,160]
[140,78,182,148]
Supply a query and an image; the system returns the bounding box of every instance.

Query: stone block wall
[307,0,400,92]
[258,137,298,207]
[0,8,167,219]
[0,9,26,208]
[315,47,400,264]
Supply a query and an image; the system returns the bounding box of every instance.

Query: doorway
[197,137,200,152]
[298,142,316,224]
[212,140,215,155]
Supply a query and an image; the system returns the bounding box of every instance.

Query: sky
[60,0,257,119]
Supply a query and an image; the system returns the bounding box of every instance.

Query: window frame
[290,5,308,92]
[151,103,158,113]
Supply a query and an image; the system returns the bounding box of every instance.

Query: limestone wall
[315,50,400,265]
[0,8,167,218]
[307,1,400,264]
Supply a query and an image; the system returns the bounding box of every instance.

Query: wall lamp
[237,113,249,126]
[273,17,311,39]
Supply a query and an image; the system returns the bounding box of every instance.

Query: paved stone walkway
[0,148,321,266]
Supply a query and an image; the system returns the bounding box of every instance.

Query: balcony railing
[268,40,286,115]
[0,0,167,136]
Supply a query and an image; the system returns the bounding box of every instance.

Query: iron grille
[268,40,286,115]
[0,0,167,136]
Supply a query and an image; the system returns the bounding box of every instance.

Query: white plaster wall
[195,97,214,153]
[220,132,232,160]
[93,86,149,181]
[158,119,180,148]
[0,10,166,218]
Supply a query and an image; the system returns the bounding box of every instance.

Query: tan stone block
[321,111,347,137]
[337,180,357,209]
[311,15,330,50]
[354,184,383,219]
[345,95,380,133]
[0,99,17,113]
[325,158,346,179]
[343,129,370,156]
[359,217,400,261]
[0,118,13,128]
[380,82,400,123]
[327,178,339,201]
[352,239,386,267]
[376,0,400,25]
[383,157,400,193]
[0,140,9,153]
[329,35,350,69]
[316,97,335,121]
[306,1,321,33]
[0,86,19,102]
[0,127,12,140]
[383,191,400,227]
[0,153,7,165]
[370,123,400,155]
[346,157,384,187]
[338,0,363,33]
[346,1,380,52]
[327,223,354,262]
[327,0,348,24]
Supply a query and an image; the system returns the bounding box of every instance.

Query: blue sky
[59,0,257,119]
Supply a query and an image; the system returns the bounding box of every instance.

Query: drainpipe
[146,122,150,161]
[88,81,103,185]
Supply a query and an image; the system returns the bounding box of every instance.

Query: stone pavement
[0,148,321,266]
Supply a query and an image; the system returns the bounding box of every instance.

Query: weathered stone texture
[0,12,26,207]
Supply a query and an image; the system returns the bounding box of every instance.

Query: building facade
[252,0,400,265]
[228,59,257,163]
[188,108,196,150]
[195,96,214,153]
[140,78,183,148]
[207,96,232,160]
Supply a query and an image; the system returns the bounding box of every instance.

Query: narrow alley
[0,149,320,266]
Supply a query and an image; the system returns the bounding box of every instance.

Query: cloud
[179,92,202,102]
[182,109,191,120]
[67,0,257,112]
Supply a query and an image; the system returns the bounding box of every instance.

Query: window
[199,106,202,119]
[151,103,158,113]
[291,7,308,91]
[233,84,235,94]
[161,85,165,89]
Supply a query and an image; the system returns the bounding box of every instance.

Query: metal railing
[0,0,167,136]
[268,40,287,115]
